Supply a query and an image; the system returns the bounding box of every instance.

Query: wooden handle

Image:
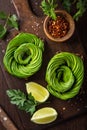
[0,106,18,130]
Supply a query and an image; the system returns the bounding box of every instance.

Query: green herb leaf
[73,0,87,21]
[0,11,7,20]
[41,0,57,20]
[8,14,19,30]
[6,89,38,115]
[60,0,71,13]
[20,100,36,115]
[0,11,19,39]
[0,24,7,38]
[7,89,26,106]
[60,0,87,21]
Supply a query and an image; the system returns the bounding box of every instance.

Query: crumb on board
[3,117,8,121]
[62,107,66,110]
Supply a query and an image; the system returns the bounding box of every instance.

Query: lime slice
[31,107,58,124]
[26,82,49,103]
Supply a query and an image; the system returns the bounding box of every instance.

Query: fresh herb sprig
[6,89,39,115]
[41,0,58,20]
[0,11,19,39]
[60,0,87,21]
[60,0,71,13]
[73,0,87,21]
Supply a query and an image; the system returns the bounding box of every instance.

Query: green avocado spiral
[3,33,44,78]
[45,52,84,100]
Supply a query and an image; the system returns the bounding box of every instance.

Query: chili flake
[48,15,70,38]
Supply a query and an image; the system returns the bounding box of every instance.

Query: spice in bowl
[48,15,70,38]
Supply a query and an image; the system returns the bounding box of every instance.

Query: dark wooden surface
[0,0,87,130]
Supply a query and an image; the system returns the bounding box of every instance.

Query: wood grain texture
[0,0,87,130]
[0,106,18,130]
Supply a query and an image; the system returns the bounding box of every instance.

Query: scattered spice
[0,109,1,112]
[3,117,8,121]
[85,106,87,108]
[62,107,66,110]
[48,15,69,38]
[70,104,73,106]
[2,49,5,53]
[77,108,80,111]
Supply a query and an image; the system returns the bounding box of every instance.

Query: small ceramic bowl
[43,10,75,43]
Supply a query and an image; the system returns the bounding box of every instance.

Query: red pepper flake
[48,15,70,38]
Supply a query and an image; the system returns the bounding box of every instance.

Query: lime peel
[31,107,58,124]
[26,82,50,103]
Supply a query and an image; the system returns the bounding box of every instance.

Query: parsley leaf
[0,11,19,39]
[0,11,7,20]
[8,14,19,30]
[60,0,87,21]
[0,24,7,38]
[41,0,58,20]
[6,89,26,106]
[73,0,87,21]
[6,89,38,115]
[60,0,71,13]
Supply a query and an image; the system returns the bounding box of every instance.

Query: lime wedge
[26,82,49,103]
[31,107,58,124]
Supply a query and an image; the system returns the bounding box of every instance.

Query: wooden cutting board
[0,0,87,130]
